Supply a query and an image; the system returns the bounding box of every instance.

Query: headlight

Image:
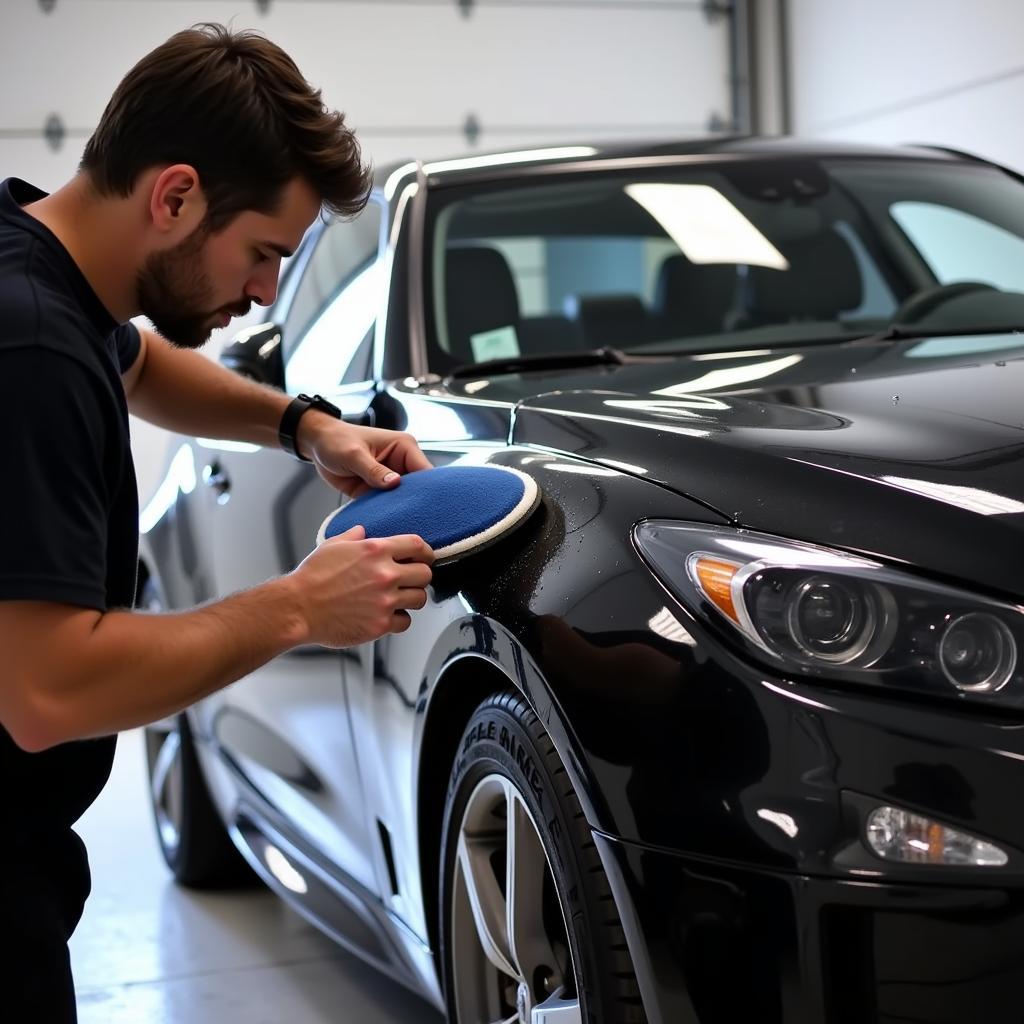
[634,521,1024,707]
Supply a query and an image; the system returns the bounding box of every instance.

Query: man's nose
[246,262,280,307]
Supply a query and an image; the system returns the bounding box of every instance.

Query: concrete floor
[71,729,445,1024]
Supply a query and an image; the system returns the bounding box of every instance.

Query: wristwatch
[279,393,342,462]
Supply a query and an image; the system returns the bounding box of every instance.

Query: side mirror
[219,322,285,390]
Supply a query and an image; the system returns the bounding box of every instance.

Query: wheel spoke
[451,771,582,1024]
[532,986,583,1024]
[457,831,519,980]
[150,728,181,812]
[149,728,182,848]
[506,788,561,983]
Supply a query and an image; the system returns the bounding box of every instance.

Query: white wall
[1,0,732,503]
[789,0,1024,171]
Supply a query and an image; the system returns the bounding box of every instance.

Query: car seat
[745,230,863,324]
[652,255,740,338]
[444,246,583,362]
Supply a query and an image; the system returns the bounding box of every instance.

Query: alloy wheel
[450,773,582,1024]
[145,718,184,859]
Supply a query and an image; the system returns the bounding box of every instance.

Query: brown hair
[81,23,370,228]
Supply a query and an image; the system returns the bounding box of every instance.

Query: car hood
[469,335,1024,597]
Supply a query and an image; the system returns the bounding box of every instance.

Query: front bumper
[595,831,1024,1024]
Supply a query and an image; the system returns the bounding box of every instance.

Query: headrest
[749,231,862,320]
[654,255,738,336]
[444,247,520,358]
[567,294,650,347]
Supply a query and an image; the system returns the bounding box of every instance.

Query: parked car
[140,136,1024,1023]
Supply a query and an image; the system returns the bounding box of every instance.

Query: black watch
[279,393,342,462]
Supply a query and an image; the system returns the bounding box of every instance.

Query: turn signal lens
[865,806,1008,867]
[691,556,741,624]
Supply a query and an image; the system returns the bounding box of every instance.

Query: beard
[136,222,247,349]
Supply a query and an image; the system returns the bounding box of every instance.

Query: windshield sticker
[471,325,520,362]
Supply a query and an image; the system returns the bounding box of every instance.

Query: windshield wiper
[448,346,631,379]
[849,324,1024,345]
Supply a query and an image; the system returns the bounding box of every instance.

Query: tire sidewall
[439,694,606,1024]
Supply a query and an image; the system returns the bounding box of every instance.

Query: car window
[427,161,1024,368]
[282,201,384,394]
[283,201,383,364]
[285,261,382,394]
[890,201,1024,293]
[467,235,678,317]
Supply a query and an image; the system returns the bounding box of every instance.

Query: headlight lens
[751,570,897,666]
[635,521,1024,707]
[938,613,1016,692]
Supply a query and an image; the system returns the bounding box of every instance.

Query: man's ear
[148,164,207,237]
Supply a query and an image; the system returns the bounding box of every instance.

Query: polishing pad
[315,465,541,565]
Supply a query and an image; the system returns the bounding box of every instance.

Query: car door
[191,198,386,891]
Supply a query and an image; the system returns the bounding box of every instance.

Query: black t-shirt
[0,178,140,887]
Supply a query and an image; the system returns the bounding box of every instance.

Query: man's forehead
[238,183,320,247]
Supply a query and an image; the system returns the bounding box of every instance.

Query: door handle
[202,461,232,503]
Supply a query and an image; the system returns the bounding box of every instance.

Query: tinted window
[284,202,383,364]
[890,201,1024,292]
[427,160,1024,368]
[286,261,383,393]
[283,202,383,393]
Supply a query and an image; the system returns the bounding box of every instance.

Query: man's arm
[124,326,294,449]
[0,528,433,752]
[125,327,431,492]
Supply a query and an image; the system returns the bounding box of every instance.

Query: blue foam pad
[315,465,540,564]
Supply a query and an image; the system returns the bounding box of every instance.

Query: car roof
[371,135,971,192]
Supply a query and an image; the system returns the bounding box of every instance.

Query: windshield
[425,158,1024,368]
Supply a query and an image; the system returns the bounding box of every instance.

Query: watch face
[311,395,342,418]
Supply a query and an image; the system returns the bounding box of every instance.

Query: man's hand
[287,525,434,647]
[123,330,432,496]
[298,412,433,496]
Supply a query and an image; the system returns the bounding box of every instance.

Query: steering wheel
[890,280,999,325]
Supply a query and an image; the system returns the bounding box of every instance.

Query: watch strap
[279,393,342,462]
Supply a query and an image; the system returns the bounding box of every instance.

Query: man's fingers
[393,587,428,611]
[401,443,433,474]
[348,447,400,490]
[389,610,413,633]
[326,524,366,543]
[396,562,433,589]
[382,534,435,564]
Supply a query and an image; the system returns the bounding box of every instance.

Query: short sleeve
[112,321,141,374]
[0,347,112,610]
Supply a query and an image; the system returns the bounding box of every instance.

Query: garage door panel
[1,2,728,139]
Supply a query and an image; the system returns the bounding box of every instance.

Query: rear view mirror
[219,322,285,389]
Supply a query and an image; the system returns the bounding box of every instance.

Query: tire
[144,712,255,889]
[440,691,645,1024]
[139,577,254,889]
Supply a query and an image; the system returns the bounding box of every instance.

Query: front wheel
[440,691,645,1024]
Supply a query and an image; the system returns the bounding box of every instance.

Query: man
[0,23,434,1021]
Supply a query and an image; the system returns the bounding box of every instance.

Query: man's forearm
[127,329,291,447]
[23,578,309,749]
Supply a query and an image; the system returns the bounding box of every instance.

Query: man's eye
[253,249,270,264]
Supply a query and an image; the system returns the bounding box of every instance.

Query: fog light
[865,806,1007,867]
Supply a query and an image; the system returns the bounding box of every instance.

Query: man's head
[80,23,370,348]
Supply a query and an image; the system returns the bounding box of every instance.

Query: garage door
[1,0,734,184]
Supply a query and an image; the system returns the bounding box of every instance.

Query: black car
[141,137,1024,1023]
